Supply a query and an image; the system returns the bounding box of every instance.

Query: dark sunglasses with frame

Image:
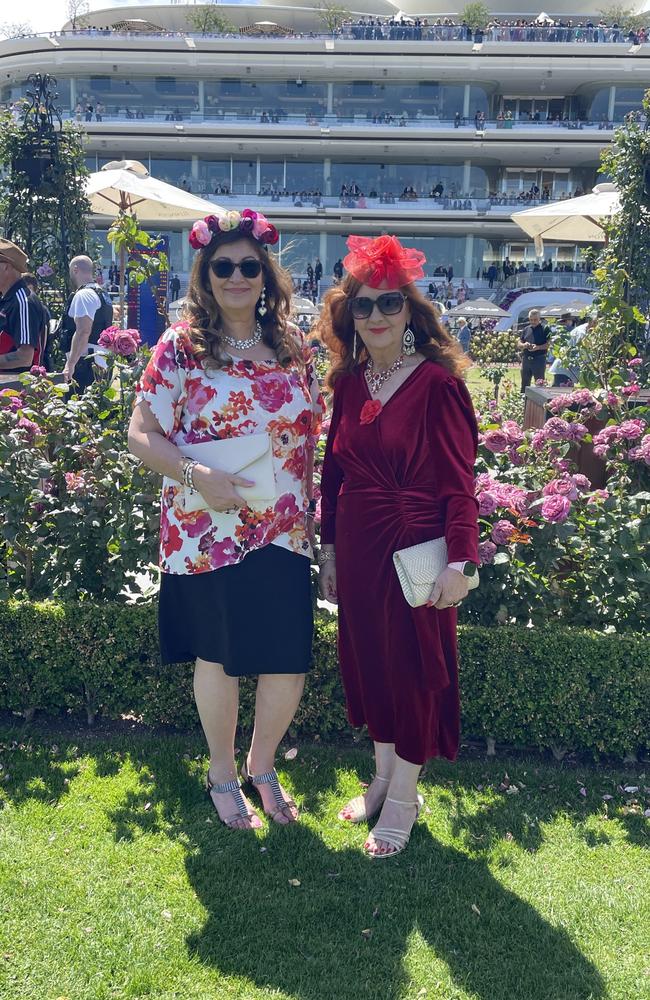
[209,257,264,280]
[348,291,406,320]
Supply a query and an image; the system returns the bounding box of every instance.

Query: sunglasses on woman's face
[209,258,263,280]
[348,291,406,320]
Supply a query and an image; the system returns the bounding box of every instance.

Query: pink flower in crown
[190,219,212,249]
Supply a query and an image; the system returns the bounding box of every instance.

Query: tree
[66,0,90,30]
[0,74,90,311]
[598,4,646,31]
[186,6,236,35]
[0,21,32,38]
[316,1,351,34]
[460,2,491,32]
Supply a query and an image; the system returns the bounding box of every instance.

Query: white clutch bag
[393,537,479,608]
[179,432,276,513]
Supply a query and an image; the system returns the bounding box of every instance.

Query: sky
[11,0,73,33]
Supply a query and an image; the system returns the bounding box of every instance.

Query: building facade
[1,0,649,280]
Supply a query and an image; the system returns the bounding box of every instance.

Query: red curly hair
[314,275,471,390]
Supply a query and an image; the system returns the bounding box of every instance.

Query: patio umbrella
[86,160,224,316]
[511,183,620,254]
[447,298,509,318]
[541,299,592,317]
[291,296,319,316]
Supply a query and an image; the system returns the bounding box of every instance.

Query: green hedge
[0,600,648,759]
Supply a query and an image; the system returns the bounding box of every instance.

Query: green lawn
[1,724,648,1000]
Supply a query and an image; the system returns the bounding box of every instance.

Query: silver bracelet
[182,459,198,491]
[317,548,336,565]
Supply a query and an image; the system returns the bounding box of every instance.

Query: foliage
[460,2,492,31]
[317,1,352,33]
[185,6,236,35]
[0,360,158,603]
[0,75,90,306]
[463,367,650,632]
[0,600,647,756]
[470,328,520,398]
[0,21,32,38]
[597,3,646,31]
[588,90,650,379]
[66,0,90,30]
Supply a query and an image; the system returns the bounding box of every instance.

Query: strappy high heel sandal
[241,762,299,825]
[205,773,262,830]
[338,775,390,824]
[364,793,425,859]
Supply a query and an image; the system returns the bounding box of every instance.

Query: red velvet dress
[320,361,479,765]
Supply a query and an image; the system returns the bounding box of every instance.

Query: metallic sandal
[364,794,425,859]
[241,762,299,824]
[338,775,390,824]
[205,774,261,830]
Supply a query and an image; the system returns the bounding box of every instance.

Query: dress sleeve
[136,326,187,437]
[319,380,345,545]
[427,375,479,564]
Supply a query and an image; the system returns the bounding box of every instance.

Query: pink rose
[587,489,610,504]
[475,473,497,492]
[491,519,515,545]
[502,420,524,446]
[541,494,572,523]
[190,219,212,248]
[618,419,646,441]
[483,430,509,453]
[114,333,138,357]
[543,478,578,501]
[478,540,497,565]
[605,392,621,408]
[16,417,41,442]
[621,384,640,397]
[567,422,588,441]
[478,491,498,516]
[98,328,117,350]
[543,417,572,441]
[572,474,591,492]
[628,358,643,368]
[531,429,547,450]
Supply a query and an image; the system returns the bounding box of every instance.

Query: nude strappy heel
[241,761,299,824]
[337,775,390,824]
[205,773,261,830]
[364,793,425,858]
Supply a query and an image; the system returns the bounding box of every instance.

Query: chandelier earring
[257,286,267,316]
[353,331,359,360]
[402,324,416,356]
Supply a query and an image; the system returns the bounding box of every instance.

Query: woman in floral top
[129,209,323,831]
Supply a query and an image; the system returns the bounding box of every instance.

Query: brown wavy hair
[314,275,470,389]
[181,229,301,369]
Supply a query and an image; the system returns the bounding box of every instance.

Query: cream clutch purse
[393,537,479,608]
[177,432,277,513]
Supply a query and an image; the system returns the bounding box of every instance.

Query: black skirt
[158,543,313,675]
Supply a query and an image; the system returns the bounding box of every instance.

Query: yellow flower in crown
[219,210,241,232]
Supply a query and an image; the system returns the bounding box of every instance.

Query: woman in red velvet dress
[317,235,479,858]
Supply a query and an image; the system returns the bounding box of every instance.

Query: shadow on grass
[104,743,605,1000]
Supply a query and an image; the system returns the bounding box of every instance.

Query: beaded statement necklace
[220,321,263,351]
[364,354,405,395]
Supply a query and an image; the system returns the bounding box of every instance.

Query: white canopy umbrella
[511,183,620,254]
[535,12,555,24]
[86,160,225,316]
[447,297,509,318]
[291,296,320,316]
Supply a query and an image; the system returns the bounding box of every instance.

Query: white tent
[511,183,620,254]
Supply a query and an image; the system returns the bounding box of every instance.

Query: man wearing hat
[0,239,43,373]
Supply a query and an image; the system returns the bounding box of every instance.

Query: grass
[0,723,648,1000]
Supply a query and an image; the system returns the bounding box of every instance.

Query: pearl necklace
[220,321,263,351]
[365,354,405,395]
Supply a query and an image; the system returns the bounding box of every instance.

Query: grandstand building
[1,0,649,286]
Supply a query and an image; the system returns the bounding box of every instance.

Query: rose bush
[461,369,649,632]
[0,347,158,601]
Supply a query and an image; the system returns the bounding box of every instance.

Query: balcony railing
[501,273,595,290]
[67,108,627,132]
[194,193,584,215]
[5,25,649,46]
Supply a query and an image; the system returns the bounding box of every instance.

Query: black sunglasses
[209,258,263,280]
[348,292,406,320]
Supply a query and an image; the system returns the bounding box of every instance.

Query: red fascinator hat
[343,235,426,288]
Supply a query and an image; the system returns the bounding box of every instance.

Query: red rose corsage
[360,399,383,425]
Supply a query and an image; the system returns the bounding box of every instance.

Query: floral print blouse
[137,322,324,576]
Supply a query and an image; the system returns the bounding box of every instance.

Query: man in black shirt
[518,308,550,393]
[0,239,42,373]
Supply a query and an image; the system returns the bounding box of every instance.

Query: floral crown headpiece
[189,209,279,250]
[343,234,425,288]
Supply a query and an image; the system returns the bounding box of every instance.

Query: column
[463,160,471,195]
[607,85,616,122]
[181,229,190,272]
[198,79,204,116]
[70,77,76,115]
[319,231,327,271]
[326,82,333,114]
[256,157,261,194]
[191,154,199,180]
[464,234,474,279]
[463,83,470,119]
[324,158,331,196]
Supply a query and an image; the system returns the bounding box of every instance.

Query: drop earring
[257,287,267,316]
[402,324,416,355]
[353,331,359,360]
